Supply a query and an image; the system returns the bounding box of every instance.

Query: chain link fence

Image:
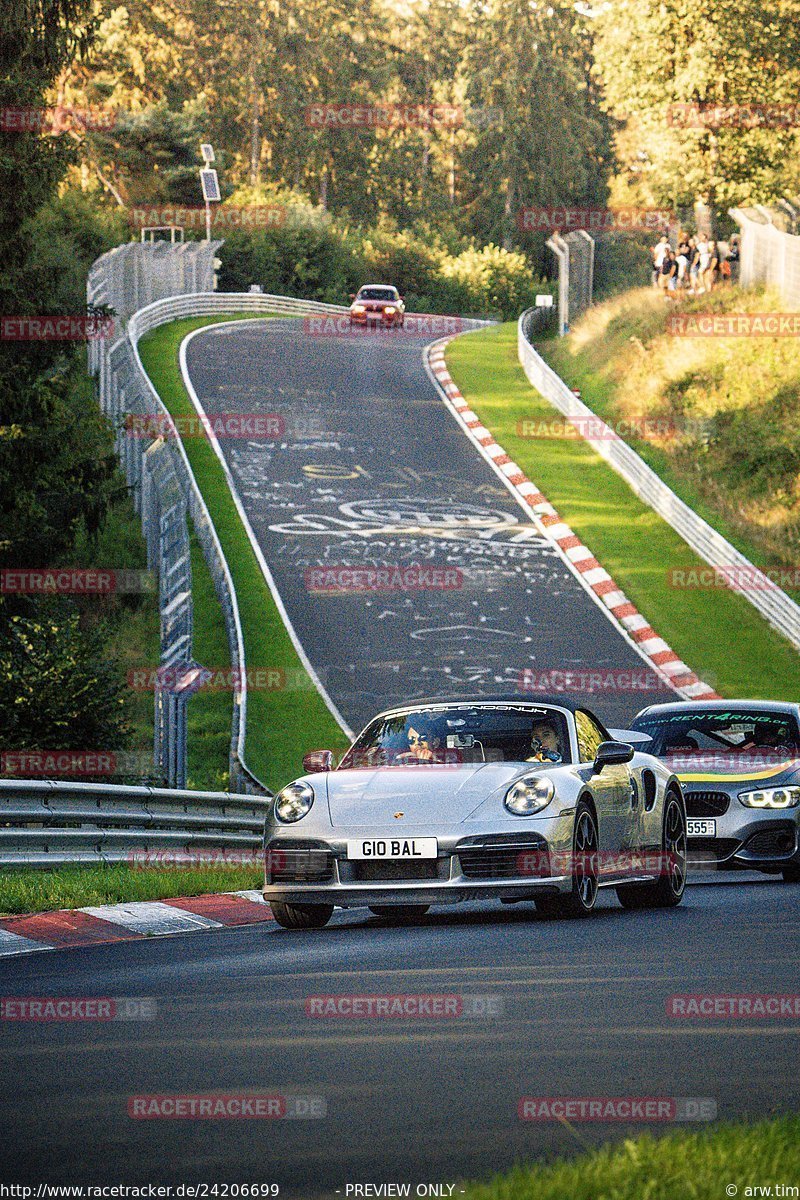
[88,243,353,794]
[729,206,800,309]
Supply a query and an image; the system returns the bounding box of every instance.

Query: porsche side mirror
[303,750,335,773]
[593,741,634,772]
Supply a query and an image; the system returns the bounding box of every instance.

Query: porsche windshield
[632,708,800,769]
[339,704,572,768]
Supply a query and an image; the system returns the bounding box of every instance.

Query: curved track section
[183,319,676,730]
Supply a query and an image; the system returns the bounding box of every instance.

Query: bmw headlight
[738,786,800,809]
[384,305,396,314]
[504,775,555,816]
[274,782,315,823]
[352,304,366,314]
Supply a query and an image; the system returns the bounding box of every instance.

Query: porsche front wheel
[535,801,599,918]
[616,791,686,910]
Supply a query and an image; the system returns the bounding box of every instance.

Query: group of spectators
[651,232,740,297]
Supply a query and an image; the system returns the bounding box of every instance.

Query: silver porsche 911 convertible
[263,696,687,928]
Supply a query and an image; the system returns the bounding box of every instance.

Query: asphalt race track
[1,882,798,1191]
[183,318,676,731]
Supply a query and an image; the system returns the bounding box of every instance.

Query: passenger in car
[526,721,563,763]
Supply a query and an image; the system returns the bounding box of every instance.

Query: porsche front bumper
[264,824,585,907]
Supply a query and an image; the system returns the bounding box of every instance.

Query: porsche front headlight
[738,786,800,809]
[504,775,555,816]
[274,781,315,823]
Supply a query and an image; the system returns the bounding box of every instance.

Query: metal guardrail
[517,315,800,653]
[0,778,270,869]
[88,239,352,793]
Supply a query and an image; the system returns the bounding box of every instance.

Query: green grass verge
[0,863,261,916]
[461,1114,799,1200]
[445,324,800,700]
[138,314,350,792]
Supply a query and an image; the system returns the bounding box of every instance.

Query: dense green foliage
[217,194,545,317]
[0,0,140,762]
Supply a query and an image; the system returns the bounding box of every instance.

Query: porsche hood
[321,762,547,827]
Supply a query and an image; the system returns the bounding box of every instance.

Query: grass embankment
[445,324,800,699]
[0,862,261,915]
[541,285,800,600]
[138,313,350,790]
[461,1114,799,1200]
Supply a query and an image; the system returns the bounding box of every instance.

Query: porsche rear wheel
[269,901,334,929]
[535,801,599,918]
[369,905,430,921]
[616,791,687,910]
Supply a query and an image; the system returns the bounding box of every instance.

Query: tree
[460,0,611,259]
[0,607,132,752]
[593,0,800,216]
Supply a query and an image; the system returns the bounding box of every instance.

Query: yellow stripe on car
[679,762,793,783]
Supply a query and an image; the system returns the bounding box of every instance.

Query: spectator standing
[676,240,691,290]
[659,247,677,295]
[705,240,720,293]
[651,235,670,287]
[695,238,710,293]
[727,234,740,284]
[688,237,701,293]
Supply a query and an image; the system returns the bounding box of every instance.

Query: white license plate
[687,818,716,837]
[347,837,438,860]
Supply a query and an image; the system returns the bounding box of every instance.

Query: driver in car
[526,720,563,763]
[740,724,797,757]
[404,720,442,763]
